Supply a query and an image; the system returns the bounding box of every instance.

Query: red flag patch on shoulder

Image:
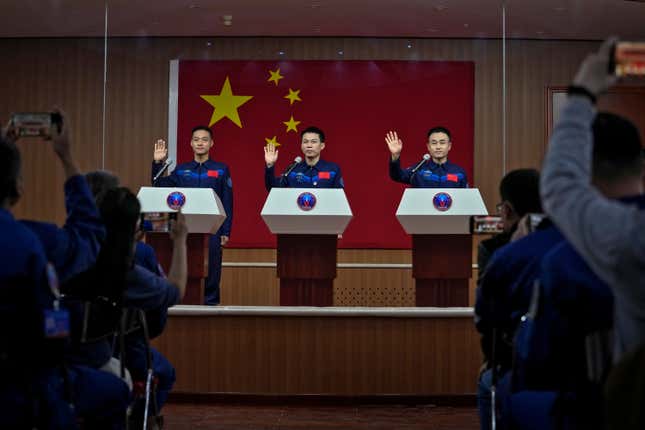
[447,173,459,182]
[318,171,331,179]
[207,170,219,178]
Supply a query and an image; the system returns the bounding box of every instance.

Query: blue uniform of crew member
[264,126,344,191]
[385,127,468,188]
[0,138,129,429]
[151,126,233,305]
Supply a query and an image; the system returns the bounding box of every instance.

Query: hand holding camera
[573,38,645,98]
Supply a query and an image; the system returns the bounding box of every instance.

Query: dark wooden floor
[163,403,479,429]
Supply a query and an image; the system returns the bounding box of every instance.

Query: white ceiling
[1,0,645,40]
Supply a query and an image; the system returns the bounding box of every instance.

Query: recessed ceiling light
[406,42,413,49]
[278,50,285,56]
[337,50,344,56]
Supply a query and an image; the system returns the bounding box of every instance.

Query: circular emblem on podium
[296,192,317,211]
[166,191,186,210]
[432,192,453,212]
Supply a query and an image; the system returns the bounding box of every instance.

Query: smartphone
[11,112,63,138]
[610,42,645,77]
[140,212,177,233]
[470,216,504,235]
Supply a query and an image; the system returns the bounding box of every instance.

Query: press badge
[44,308,70,338]
[44,262,70,338]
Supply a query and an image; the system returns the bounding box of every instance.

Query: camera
[610,41,645,77]
[470,216,504,235]
[10,112,63,138]
[140,212,178,233]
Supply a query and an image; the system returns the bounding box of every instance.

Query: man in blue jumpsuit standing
[151,125,233,305]
[386,127,468,188]
[264,126,344,190]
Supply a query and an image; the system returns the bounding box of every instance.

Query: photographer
[3,110,105,283]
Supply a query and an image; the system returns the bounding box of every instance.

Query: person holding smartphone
[151,126,232,306]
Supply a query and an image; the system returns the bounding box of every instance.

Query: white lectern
[137,187,227,305]
[261,188,353,306]
[396,188,487,306]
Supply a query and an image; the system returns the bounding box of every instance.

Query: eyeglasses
[495,202,505,214]
[192,137,211,143]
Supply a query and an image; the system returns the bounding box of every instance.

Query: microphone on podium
[153,158,174,183]
[411,154,430,174]
[282,156,303,177]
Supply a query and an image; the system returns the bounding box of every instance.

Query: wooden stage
[153,306,481,397]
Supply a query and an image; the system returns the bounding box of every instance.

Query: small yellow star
[265,136,281,147]
[284,88,302,105]
[200,76,253,128]
[283,115,301,133]
[267,68,284,86]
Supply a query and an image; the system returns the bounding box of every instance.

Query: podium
[261,188,353,306]
[137,187,226,305]
[396,189,487,307]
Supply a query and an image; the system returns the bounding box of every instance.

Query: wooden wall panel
[0,38,105,223]
[153,314,482,395]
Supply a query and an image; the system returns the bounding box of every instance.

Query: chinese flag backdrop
[177,61,474,249]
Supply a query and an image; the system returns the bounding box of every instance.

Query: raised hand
[573,37,618,97]
[153,139,168,163]
[264,142,279,167]
[385,130,403,161]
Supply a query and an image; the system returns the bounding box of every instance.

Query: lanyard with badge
[43,262,70,339]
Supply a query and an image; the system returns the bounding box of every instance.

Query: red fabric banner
[177,60,474,248]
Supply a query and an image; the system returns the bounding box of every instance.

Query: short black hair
[499,168,542,217]
[427,126,451,140]
[191,125,213,139]
[301,126,325,142]
[0,137,21,205]
[592,112,643,182]
[85,170,120,202]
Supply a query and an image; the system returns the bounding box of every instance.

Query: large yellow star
[283,115,301,133]
[267,68,284,86]
[265,135,281,147]
[284,88,302,105]
[200,76,253,128]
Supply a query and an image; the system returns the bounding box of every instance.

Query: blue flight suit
[474,221,564,430]
[507,242,612,430]
[21,174,106,283]
[508,194,645,430]
[135,241,164,276]
[122,264,179,421]
[0,208,77,429]
[152,159,233,305]
[389,158,468,188]
[265,159,344,191]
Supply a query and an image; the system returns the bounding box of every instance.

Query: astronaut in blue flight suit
[151,125,233,305]
[264,126,344,191]
[385,127,468,188]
